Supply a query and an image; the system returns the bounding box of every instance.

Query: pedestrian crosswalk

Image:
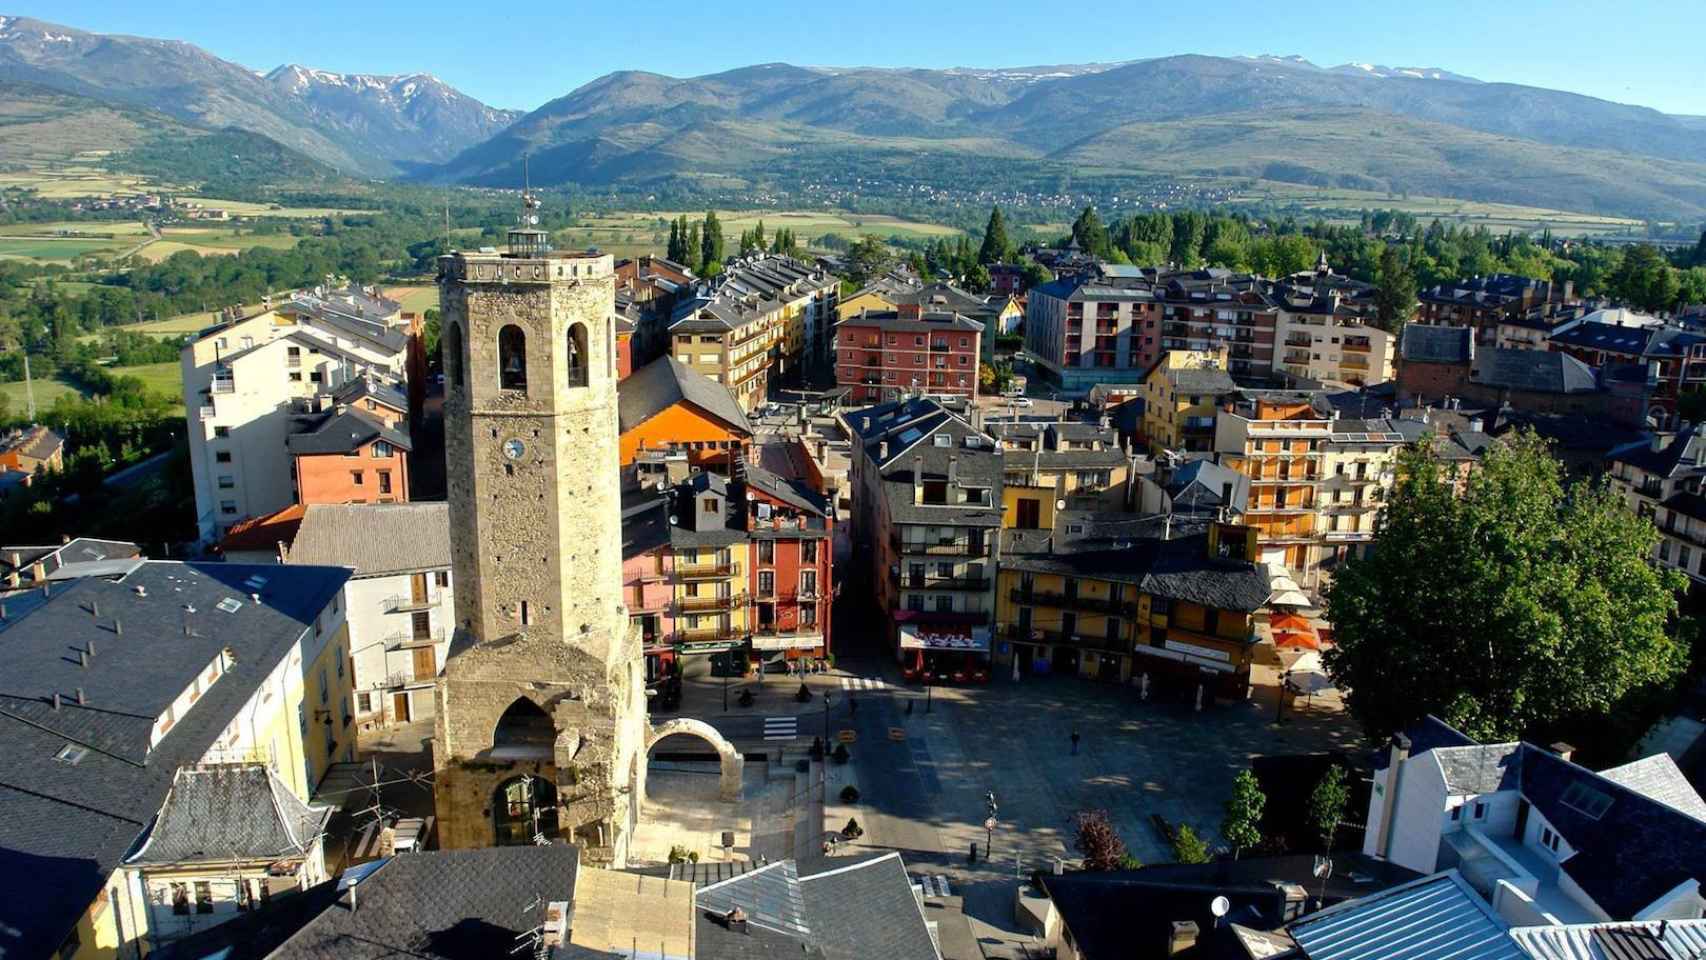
[914,874,953,899]
[763,716,798,741]
[840,677,887,690]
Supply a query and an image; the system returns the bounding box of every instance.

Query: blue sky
[21,0,1706,115]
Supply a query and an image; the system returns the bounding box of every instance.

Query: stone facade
[431,244,649,865]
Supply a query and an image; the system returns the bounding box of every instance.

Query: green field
[0,361,182,412]
[177,197,373,219]
[387,285,439,315]
[1227,181,1651,238]
[1,220,153,237]
[550,209,964,261]
[0,236,134,262]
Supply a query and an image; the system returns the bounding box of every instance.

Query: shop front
[1130,635,1251,701]
[899,624,992,684]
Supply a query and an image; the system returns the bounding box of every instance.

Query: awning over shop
[899,625,991,654]
[751,632,825,651]
[1132,638,1237,673]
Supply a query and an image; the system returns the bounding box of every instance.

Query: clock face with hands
[503,438,526,461]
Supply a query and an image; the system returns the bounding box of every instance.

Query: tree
[1171,824,1212,864]
[1608,243,1680,313]
[1324,432,1689,743]
[701,211,724,270]
[666,219,683,263]
[1374,245,1418,332]
[1073,809,1130,871]
[1071,205,1111,259]
[1691,229,1706,269]
[1020,259,1052,290]
[1308,765,1350,853]
[687,223,702,273]
[1221,769,1266,859]
[978,206,1011,265]
[845,235,895,287]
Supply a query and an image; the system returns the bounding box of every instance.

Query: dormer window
[703,497,720,515]
[934,434,951,447]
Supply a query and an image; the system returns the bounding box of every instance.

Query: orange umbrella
[1269,612,1321,650]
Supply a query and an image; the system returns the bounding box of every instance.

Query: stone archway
[645,718,743,802]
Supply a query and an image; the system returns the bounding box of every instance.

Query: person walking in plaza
[1070,729,1081,755]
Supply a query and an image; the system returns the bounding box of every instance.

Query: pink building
[622,494,676,682]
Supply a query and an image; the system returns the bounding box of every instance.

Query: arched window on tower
[445,321,465,389]
[491,697,555,758]
[566,322,589,388]
[498,325,528,392]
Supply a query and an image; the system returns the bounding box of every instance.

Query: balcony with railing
[1009,587,1136,617]
[930,340,952,352]
[1284,334,1314,347]
[1283,349,1312,365]
[895,570,991,591]
[384,593,439,614]
[672,593,747,614]
[384,629,446,650]
[674,624,747,645]
[1343,337,1373,352]
[1001,623,1128,652]
[891,533,993,558]
[675,560,741,579]
[1341,355,1370,370]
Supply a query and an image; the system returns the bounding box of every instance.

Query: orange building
[618,356,753,472]
[287,405,412,506]
[0,425,65,474]
[1213,391,1333,580]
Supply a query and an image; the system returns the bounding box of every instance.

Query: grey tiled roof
[1598,754,1706,821]
[694,854,936,960]
[331,375,409,414]
[286,407,412,455]
[128,764,333,866]
[0,561,349,960]
[1608,426,1706,478]
[1286,871,1524,960]
[1165,366,1238,394]
[1166,460,1250,514]
[619,356,752,434]
[1432,743,1523,795]
[1470,348,1599,394]
[286,502,450,577]
[269,846,581,959]
[1400,323,1475,363]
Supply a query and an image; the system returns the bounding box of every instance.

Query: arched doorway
[493,775,558,846]
[491,697,555,760]
[644,718,743,802]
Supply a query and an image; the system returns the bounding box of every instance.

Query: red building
[739,461,834,665]
[287,392,412,506]
[834,307,983,404]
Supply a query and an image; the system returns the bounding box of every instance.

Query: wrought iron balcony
[1008,587,1136,617]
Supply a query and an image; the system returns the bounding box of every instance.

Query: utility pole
[23,353,36,421]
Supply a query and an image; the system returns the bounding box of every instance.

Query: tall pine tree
[702,210,725,271]
[666,219,682,263]
[978,206,1010,266]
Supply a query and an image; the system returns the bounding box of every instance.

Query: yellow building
[669,255,838,410]
[995,516,1271,699]
[0,560,354,959]
[993,419,1137,522]
[1318,418,1407,571]
[668,471,753,667]
[1213,392,1335,584]
[1143,347,1236,455]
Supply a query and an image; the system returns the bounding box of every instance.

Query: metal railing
[1008,587,1136,617]
[672,593,746,614]
[384,594,438,614]
[891,534,993,557]
[675,561,741,579]
[896,571,991,591]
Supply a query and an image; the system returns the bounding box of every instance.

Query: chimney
[1375,732,1411,860]
[1168,921,1199,957]
[1652,432,1666,453]
[879,440,889,461]
[1550,742,1575,763]
[727,907,749,935]
[78,650,89,669]
[913,454,924,504]
[51,693,61,711]
[75,687,86,706]
[948,456,959,486]
[1272,882,1309,922]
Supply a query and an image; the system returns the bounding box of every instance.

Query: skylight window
[242,575,269,591]
[54,744,88,765]
[216,597,244,614]
[1559,781,1613,819]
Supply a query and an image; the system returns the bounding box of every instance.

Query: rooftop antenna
[23,353,36,421]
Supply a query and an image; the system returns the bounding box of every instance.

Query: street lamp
[984,791,999,860]
[822,690,833,746]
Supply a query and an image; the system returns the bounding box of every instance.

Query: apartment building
[1214,392,1335,582]
[285,395,412,506]
[1416,273,1576,337]
[617,355,753,473]
[993,419,1138,519]
[1142,347,1237,454]
[284,503,454,728]
[621,492,676,683]
[1269,274,1395,385]
[615,255,695,366]
[847,398,1002,682]
[833,307,984,404]
[183,298,413,543]
[0,423,64,474]
[1607,427,1706,580]
[668,255,838,408]
[995,516,1271,697]
[1025,265,1167,392]
[1548,311,1706,424]
[841,279,1017,365]
[740,461,834,665]
[0,560,353,959]
[1318,419,1406,568]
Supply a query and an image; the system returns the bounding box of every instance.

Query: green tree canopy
[1375,245,1419,332]
[1609,243,1680,313]
[1221,769,1266,859]
[1071,205,1111,259]
[701,210,724,269]
[1324,432,1689,743]
[1308,765,1350,852]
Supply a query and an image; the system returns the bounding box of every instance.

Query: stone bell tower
[430,206,647,864]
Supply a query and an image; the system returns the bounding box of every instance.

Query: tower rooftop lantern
[507,153,548,258]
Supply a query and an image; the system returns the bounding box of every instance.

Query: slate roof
[621,494,672,562]
[1043,854,1419,960]
[1167,460,1251,515]
[739,461,830,518]
[1432,743,1524,795]
[0,423,64,461]
[695,853,937,960]
[285,406,412,455]
[268,846,582,959]
[128,764,333,866]
[1399,324,1474,364]
[1,537,140,581]
[670,255,836,333]
[1164,365,1239,395]
[286,502,450,577]
[1597,753,1706,821]
[0,561,349,960]
[1004,513,1271,612]
[835,308,984,334]
[1471,348,1599,394]
[1607,426,1706,478]
[1548,321,1656,357]
[848,399,1005,528]
[620,356,753,435]
[1659,490,1706,523]
[1371,715,1477,771]
[331,375,409,414]
[1286,871,1524,960]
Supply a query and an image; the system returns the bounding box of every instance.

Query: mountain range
[2,14,1705,220]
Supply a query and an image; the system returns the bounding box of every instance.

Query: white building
[1365,716,1706,924]
[183,287,414,544]
[284,502,453,728]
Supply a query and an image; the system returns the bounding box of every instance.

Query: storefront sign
[751,633,824,651]
[680,640,744,654]
[899,626,992,653]
[1163,640,1231,662]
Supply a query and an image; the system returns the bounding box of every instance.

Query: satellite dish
[1210,896,1230,918]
